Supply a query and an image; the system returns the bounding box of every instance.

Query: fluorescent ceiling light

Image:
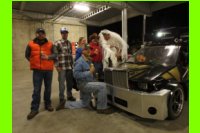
[74,4,90,12]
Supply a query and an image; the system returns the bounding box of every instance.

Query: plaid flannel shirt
[53,39,73,70]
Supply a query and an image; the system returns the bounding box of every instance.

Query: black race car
[104,44,188,120]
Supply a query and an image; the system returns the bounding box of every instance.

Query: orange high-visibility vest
[28,40,54,70]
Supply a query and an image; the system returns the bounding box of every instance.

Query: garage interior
[12,1,188,133]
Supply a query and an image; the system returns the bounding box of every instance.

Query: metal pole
[122,8,127,43]
[142,15,146,44]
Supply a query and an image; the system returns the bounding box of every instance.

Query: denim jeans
[31,70,53,111]
[65,82,108,110]
[58,69,73,101]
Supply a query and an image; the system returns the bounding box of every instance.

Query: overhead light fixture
[74,4,90,12]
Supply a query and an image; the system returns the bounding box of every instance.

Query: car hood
[118,63,174,81]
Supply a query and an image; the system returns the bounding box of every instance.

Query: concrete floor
[13,70,188,133]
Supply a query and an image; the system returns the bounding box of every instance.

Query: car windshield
[127,45,180,66]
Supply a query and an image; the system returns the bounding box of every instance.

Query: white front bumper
[107,84,171,120]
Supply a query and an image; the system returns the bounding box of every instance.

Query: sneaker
[27,111,39,120]
[56,99,66,111]
[67,96,76,101]
[45,105,54,112]
[97,108,113,114]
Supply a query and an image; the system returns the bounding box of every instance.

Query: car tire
[168,85,185,120]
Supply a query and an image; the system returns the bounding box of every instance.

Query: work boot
[67,96,76,101]
[45,105,54,112]
[27,111,39,120]
[56,99,66,111]
[97,108,113,114]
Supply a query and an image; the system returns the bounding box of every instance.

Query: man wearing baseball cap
[54,47,113,114]
[25,28,57,120]
[53,27,76,111]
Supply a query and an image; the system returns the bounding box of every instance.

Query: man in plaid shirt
[54,27,76,111]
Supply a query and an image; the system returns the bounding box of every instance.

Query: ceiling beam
[97,1,151,15]
[81,2,152,25]
[81,6,144,26]
[51,2,73,22]
[81,5,111,20]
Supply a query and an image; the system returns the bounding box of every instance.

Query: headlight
[138,83,148,90]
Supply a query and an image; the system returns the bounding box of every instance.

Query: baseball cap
[60,27,69,33]
[36,28,45,34]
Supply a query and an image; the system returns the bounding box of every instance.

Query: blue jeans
[58,69,73,101]
[31,70,53,111]
[65,82,108,110]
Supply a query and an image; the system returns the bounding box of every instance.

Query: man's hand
[41,54,49,60]
[56,67,62,72]
[90,64,95,74]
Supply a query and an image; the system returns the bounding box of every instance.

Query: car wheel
[168,85,184,120]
